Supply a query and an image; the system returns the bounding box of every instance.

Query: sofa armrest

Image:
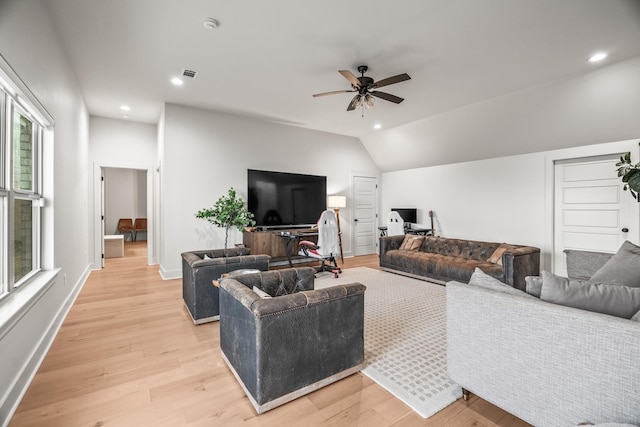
[502,246,540,290]
[446,281,640,426]
[182,248,252,264]
[564,249,613,280]
[220,279,366,319]
[252,283,366,318]
[221,267,315,297]
[380,235,404,257]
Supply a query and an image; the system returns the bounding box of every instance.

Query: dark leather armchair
[219,267,366,413]
[181,248,270,324]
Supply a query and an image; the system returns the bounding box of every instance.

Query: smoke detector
[203,17,219,30]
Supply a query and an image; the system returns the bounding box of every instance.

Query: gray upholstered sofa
[447,249,640,426]
[218,267,366,414]
[181,248,270,324]
[380,235,540,290]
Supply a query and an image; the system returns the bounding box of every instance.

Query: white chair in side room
[387,211,405,236]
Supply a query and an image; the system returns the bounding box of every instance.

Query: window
[0,82,44,297]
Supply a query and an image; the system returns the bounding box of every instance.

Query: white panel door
[553,154,634,275]
[353,176,377,256]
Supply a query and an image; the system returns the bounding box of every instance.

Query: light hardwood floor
[10,243,530,426]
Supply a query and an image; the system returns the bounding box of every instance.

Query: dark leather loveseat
[218,267,366,413]
[380,235,540,290]
[181,248,270,324]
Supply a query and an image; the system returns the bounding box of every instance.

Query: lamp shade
[328,195,347,209]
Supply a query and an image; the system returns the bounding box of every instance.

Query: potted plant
[616,143,640,202]
[196,187,256,252]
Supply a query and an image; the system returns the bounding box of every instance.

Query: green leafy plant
[196,188,256,251]
[616,143,640,202]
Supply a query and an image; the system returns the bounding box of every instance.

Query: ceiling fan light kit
[313,65,411,117]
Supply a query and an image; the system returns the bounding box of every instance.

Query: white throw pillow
[252,286,272,299]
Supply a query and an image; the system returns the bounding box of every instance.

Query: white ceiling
[45,0,640,140]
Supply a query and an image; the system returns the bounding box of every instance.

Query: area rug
[315,267,462,418]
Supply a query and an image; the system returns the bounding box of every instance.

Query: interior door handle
[622,227,629,232]
[354,219,358,222]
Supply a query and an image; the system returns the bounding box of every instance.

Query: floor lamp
[328,195,346,264]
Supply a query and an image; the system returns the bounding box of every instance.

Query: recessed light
[588,52,607,63]
[374,123,382,130]
[171,77,184,86]
[120,105,131,111]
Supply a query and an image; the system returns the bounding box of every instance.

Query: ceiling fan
[312,65,411,113]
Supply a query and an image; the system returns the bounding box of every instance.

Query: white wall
[381,139,640,271]
[362,56,640,172]
[104,168,147,238]
[0,0,90,423]
[159,104,380,278]
[88,116,156,264]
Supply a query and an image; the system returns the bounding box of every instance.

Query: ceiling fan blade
[347,94,360,111]
[312,90,354,98]
[371,73,411,89]
[370,91,404,104]
[339,70,361,87]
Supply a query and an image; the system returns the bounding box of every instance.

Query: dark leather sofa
[181,248,270,324]
[380,235,540,290]
[218,267,366,413]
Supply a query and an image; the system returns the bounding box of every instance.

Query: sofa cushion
[468,268,529,296]
[632,310,640,322]
[589,240,640,287]
[434,258,503,283]
[525,275,543,297]
[398,235,424,251]
[487,243,516,266]
[540,271,640,319]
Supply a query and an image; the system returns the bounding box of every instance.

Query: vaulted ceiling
[45,0,640,169]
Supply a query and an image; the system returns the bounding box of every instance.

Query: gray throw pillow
[525,276,543,298]
[541,271,640,319]
[589,240,640,287]
[469,268,529,297]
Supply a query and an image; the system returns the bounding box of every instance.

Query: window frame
[0,83,45,297]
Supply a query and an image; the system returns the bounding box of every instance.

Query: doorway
[96,165,154,268]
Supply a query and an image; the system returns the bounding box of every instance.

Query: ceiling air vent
[182,69,198,80]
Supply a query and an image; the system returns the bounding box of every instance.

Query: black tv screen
[391,208,417,224]
[248,169,327,227]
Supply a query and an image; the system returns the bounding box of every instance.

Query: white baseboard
[159,265,181,280]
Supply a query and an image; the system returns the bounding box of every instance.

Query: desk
[406,228,432,236]
[378,227,432,237]
[278,231,318,267]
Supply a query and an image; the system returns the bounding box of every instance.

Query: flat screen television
[391,208,417,224]
[248,169,327,228]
